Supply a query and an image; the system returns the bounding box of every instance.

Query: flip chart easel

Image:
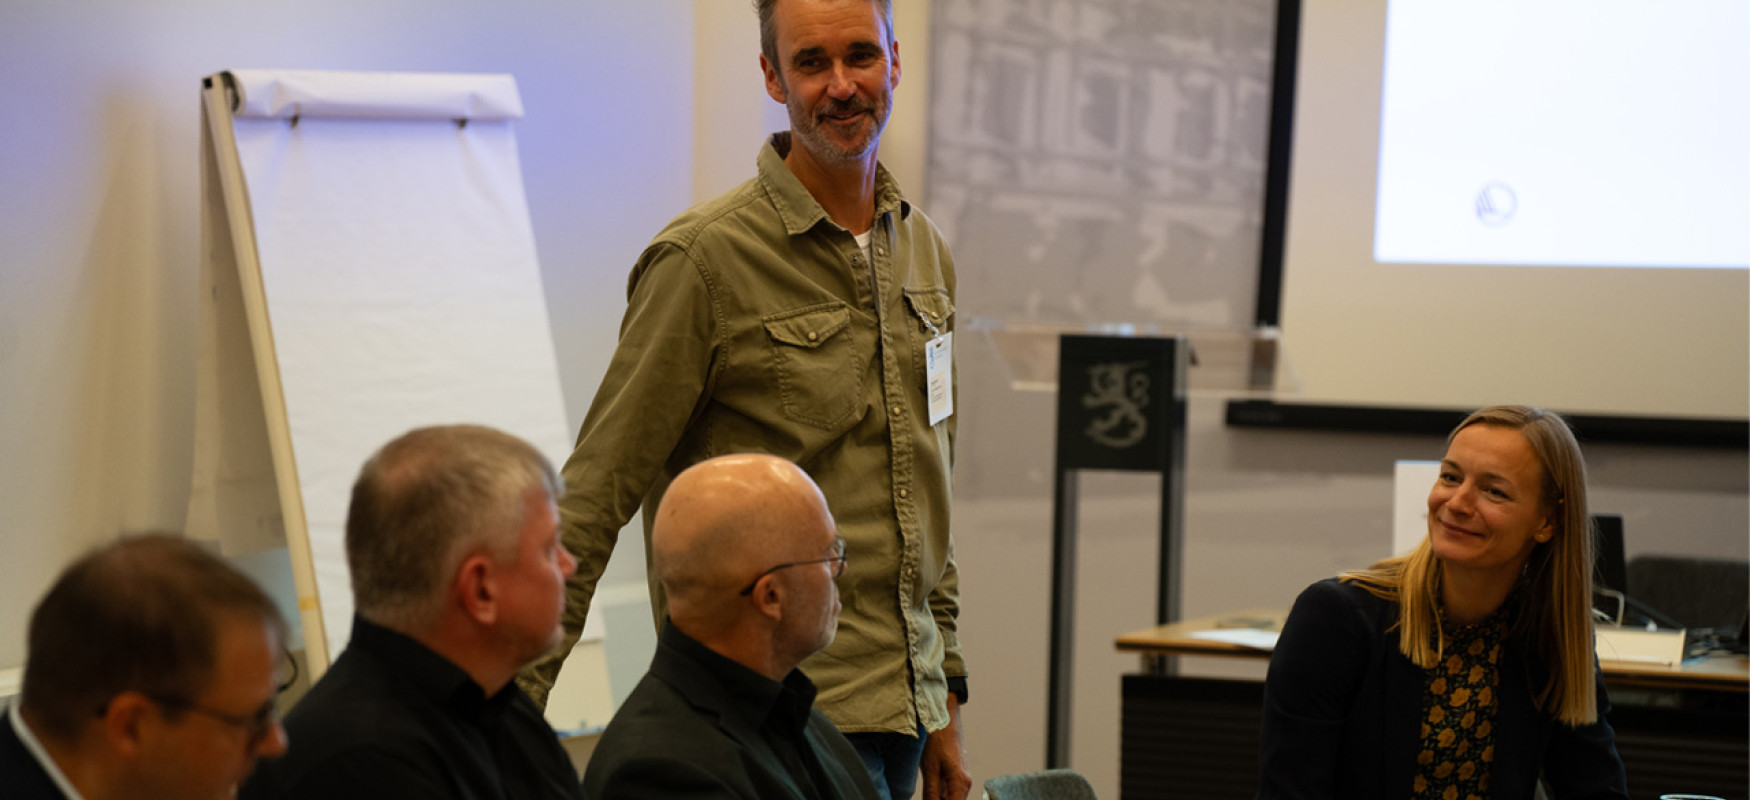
[191,69,580,676]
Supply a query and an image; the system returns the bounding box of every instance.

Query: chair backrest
[983,768,1100,800]
[1626,555,1750,631]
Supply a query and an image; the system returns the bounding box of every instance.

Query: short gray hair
[755,0,895,68]
[345,425,561,629]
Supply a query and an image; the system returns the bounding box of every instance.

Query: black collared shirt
[667,626,837,797]
[582,623,878,800]
[241,616,582,800]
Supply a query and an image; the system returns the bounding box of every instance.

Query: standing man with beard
[520,1,969,798]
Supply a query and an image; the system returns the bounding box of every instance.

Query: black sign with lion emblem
[1055,335,1186,472]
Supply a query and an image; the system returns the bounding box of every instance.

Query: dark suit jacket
[1,708,72,800]
[1258,579,1628,800]
[241,616,581,800]
[583,625,878,800]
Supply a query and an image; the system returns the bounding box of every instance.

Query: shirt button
[891,405,902,416]
[898,488,909,499]
[877,247,887,256]
[806,331,818,342]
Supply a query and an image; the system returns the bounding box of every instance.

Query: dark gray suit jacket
[1258,579,1628,800]
[583,625,877,800]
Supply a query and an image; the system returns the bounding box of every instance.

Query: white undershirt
[7,696,88,800]
[854,229,873,265]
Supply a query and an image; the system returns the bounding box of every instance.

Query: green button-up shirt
[554,134,963,736]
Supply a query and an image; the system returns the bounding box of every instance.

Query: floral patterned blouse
[1412,605,1511,800]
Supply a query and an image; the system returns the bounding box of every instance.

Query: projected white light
[1372,0,1750,269]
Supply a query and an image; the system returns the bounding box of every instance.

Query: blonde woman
[1258,406,1627,800]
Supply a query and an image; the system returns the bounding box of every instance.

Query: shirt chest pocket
[902,287,954,387]
[763,303,869,431]
[901,288,953,337]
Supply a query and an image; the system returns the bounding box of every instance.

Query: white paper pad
[229,69,523,121]
[204,70,582,659]
[1188,629,1281,651]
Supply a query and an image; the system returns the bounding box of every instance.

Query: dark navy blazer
[1258,579,1628,800]
[1,708,71,800]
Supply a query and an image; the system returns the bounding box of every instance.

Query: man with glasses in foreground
[241,425,583,800]
[1,534,291,800]
[584,454,880,800]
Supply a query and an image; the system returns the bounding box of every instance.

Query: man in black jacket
[1,535,289,800]
[583,454,878,800]
[241,425,583,800]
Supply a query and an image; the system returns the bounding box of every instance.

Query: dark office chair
[1625,554,1750,631]
[983,768,1100,800]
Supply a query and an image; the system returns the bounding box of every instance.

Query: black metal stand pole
[1156,342,1189,626]
[1046,468,1079,769]
[1046,335,1190,769]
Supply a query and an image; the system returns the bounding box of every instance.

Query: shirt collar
[8,697,89,800]
[757,132,912,238]
[345,615,516,724]
[1437,590,1518,644]
[661,622,819,734]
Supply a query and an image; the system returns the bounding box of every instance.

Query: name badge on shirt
[926,332,954,426]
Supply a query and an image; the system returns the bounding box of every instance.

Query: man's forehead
[202,616,278,697]
[775,0,889,50]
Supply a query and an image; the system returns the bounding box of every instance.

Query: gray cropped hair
[755,0,895,68]
[345,424,561,630]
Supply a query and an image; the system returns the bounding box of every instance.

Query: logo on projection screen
[1474,182,1516,226]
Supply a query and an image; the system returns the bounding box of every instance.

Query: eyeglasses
[737,537,848,596]
[148,694,282,747]
[139,651,299,748]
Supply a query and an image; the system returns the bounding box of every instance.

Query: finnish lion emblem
[1082,361,1150,448]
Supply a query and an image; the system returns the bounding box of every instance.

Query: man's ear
[101,691,154,756]
[761,53,788,105]
[888,37,901,90]
[456,553,498,625]
[750,575,786,623]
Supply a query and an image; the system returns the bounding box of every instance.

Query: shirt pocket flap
[902,288,955,329]
[763,304,852,349]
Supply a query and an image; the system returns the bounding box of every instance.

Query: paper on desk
[1189,629,1280,651]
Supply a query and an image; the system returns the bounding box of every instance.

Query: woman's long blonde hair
[1342,405,1599,726]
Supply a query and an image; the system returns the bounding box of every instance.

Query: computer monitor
[1592,514,1627,593]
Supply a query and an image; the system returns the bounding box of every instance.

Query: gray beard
[790,106,887,164]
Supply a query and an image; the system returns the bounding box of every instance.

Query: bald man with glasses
[583,454,879,800]
[1,534,292,800]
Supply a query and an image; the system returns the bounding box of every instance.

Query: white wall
[0,0,696,667]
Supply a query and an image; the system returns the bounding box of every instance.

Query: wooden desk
[1116,611,1750,690]
[1116,610,1282,658]
[1115,611,1749,800]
